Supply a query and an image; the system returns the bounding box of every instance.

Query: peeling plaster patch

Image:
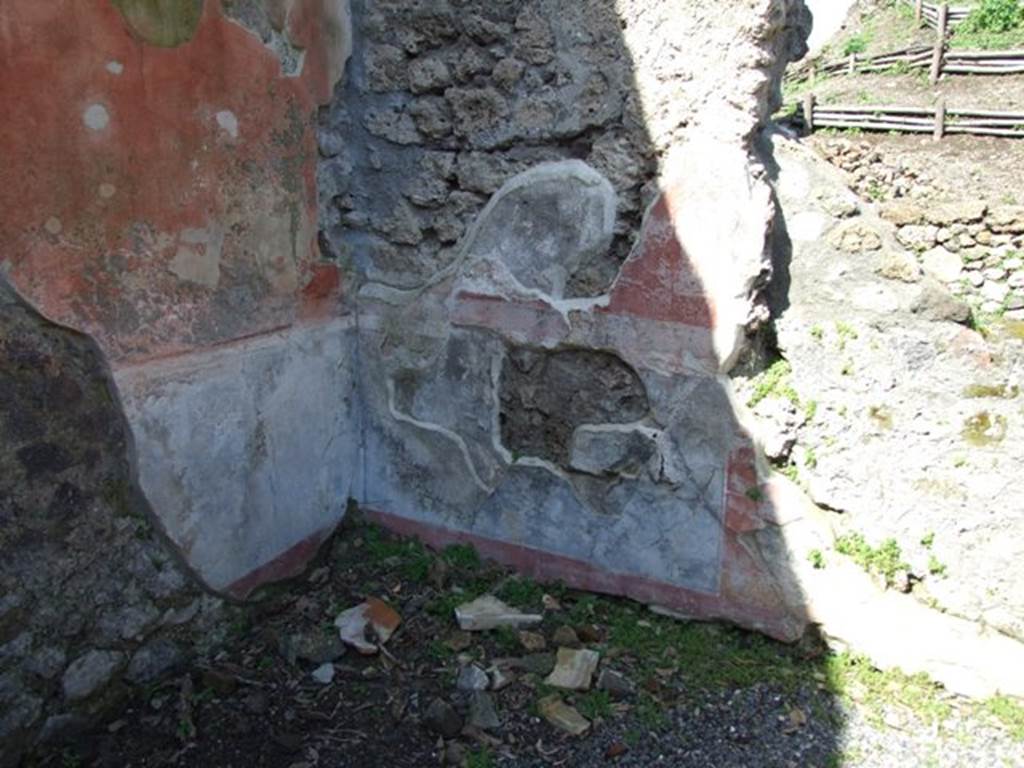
[43,217,62,235]
[215,110,239,139]
[99,183,117,199]
[106,61,124,75]
[168,226,224,289]
[83,104,110,131]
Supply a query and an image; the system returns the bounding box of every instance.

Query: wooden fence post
[803,93,815,133]
[915,0,923,24]
[930,3,948,84]
[934,97,946,140]
[848,53,857,75]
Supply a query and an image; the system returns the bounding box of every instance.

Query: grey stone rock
[875,250,922,283]
[921,247,963,283]
[492,57,525,90]
[981,281,1010,303]
[364,106,421,145]
[62,650,125,701]
[408,96,452,139]
[0,691,41,743]
[126,638,184,685]
[445,86,509,144]
[423,697,462,739]
[25,646,67,681]
[456,664,489,691]
[96,602,160,643]
[283,631,347,666]
[467,691,501,731]
[911,279,971,324]
[36,713,88,746]
[597,669,635,699]
[897,224,939,251]
[513,653,556,676]
[364,44,407,92]
[312,663,335,685]
[408,56,451,94]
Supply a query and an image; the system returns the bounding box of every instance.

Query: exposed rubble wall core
[1,0,815,751]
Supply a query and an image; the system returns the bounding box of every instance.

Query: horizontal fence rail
[803,46,1024,77]
[797,95,1024,140]
[903,0,973,29]
[791,2,1024,83]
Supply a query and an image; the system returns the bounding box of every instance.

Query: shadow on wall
[317,0,841,762]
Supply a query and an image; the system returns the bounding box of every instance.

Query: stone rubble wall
[819,139,1024,319]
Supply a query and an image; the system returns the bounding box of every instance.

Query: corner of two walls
[1,0,814,633]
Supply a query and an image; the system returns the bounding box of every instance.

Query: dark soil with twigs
[23,514,1024,768]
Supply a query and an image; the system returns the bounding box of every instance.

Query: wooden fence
[797,2,1024,82]
[798,95,1024,139]
[903,0,973,30]
[811,45,1024,76]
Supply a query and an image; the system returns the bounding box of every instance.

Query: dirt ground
[24,515,1024,768]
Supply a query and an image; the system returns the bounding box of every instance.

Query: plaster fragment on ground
[544,647,600,691]
[454,595,542,631]
[537,694,590,736]
[334,597,401,655]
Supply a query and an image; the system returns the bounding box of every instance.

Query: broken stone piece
[551,625,580,648]
[335,597,402,655]
[538,694,590,736]
[312,663,335,685]
[487,665,514,691]
[597,669,635,699]
[454,595,542,631]
[424,697,463,739]
[468,691,501,731]
[456,664,489,691]
[62,650,126,702]
[513,653,556,676]
[544,647,600,691]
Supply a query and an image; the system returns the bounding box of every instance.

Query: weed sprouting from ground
[834,532,909,587]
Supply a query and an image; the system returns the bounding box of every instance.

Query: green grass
[595,599,809,693]
[985,695,1024,741]
[826,652,952,726]
[747,359,801,408]
[362,525,432,581]
[952,0,1024,48]
[842,32,870,57]
[835,532,909,587]
[577,689,614,720]
[808,549,827,569]
[963,383,1020,399]
[466,747,496,768]
[442,543,481,571]
[497,576,544,608]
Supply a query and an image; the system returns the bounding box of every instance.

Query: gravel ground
[25,517,1024,768]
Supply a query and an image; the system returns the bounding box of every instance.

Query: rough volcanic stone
[62,650,125,701]
[500,348,649,466]
[125,638,184,685]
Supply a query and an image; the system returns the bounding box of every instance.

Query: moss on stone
[111,0,203,48]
